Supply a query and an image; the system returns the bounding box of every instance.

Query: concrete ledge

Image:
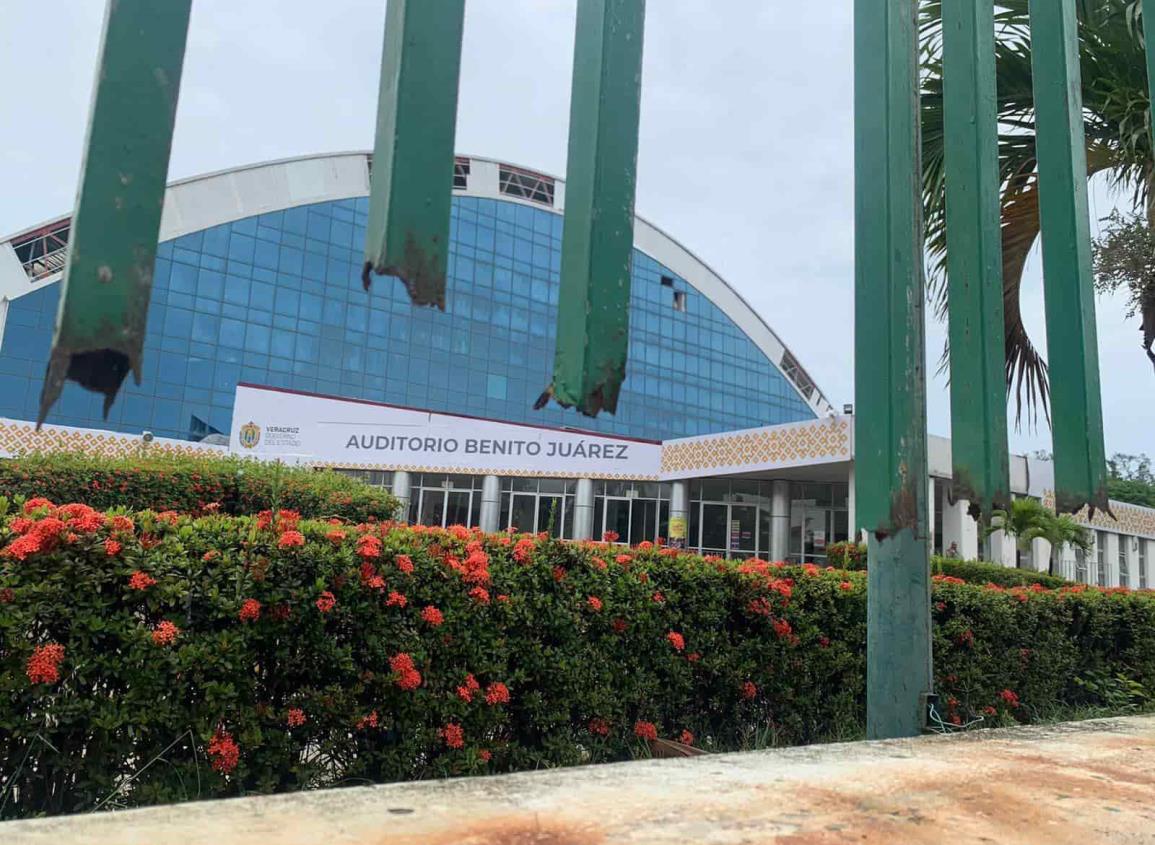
[5,716,1155,844]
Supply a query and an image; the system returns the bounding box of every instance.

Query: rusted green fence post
[38,0,193,425]
[1027,0,1109,515]
[538,0,646,417]
[855,0,933,739]
[941,0,1010,521]
[362,0,467,309]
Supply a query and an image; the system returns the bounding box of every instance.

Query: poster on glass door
[230,384,662,479]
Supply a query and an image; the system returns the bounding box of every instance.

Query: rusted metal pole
[855,0,933,739]
[362,0,467,309]
[1027,0,1109,516]
[38,0,193,425]
[942,0,1011,522]
[538,0,646,417]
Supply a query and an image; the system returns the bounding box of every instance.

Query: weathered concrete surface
[5,716,1155,844]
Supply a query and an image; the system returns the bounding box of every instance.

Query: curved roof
[0,152,833,416]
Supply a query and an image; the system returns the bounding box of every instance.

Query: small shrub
[826,542,867,570]
[0,452,399,522]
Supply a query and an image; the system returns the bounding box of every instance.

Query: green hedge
[0,452,400,522]
[827,541,1071,588]
[931,557,1070,589]
[2,500,1153,818]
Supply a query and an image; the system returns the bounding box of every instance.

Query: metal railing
[11,218,71,282]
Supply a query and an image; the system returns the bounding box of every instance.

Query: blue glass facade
[0,195,814,442]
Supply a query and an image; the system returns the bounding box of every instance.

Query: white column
[941,496,979,560]
[770,480,791,562]
[847,465,857,542]
[1124,535,1140,589]
[669,481,689,549]
[573,478,595,541]
[1104,533,1121,588]
[988,529,1018,569]
[479,475,502,533]
[392,471,412,522]
[1030,538,1052,574]
[1143,539,1154,589]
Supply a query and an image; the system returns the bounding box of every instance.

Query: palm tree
[987,497,1093,574]
[1037,513,1094,576]
[987,497,1052,565]
[921,0,1154,424]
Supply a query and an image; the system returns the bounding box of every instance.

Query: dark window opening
[673,290,687,312]
[499,166,555,206]
[661,275,675,287]
[454,158,471,190]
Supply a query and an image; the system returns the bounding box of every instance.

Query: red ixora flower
[385,591,408,608]
[0,588,14,604]
[390,653,422,690]
[679,730,695,746]
[999,689,1021,708]
[107,514,135,534]
[839,581,854,592]
[772,618,793,639]
[22,497,54,514]
[277,530,305,549]
[151,620,180,646]
[513,538,536,564]
[128,571,157,591]
[421,605,444,626]
[396,554,415,574]
[26,643,65,685]
[287,707,307,728]
[238,598,262,623]
[634,720,658,741]
[356,710,379,730]
[207,728,240,773]
[326,529,347,544]
[651,592,665,604]
[357,534,382,559]
[479,749,493,763]
[485,682,511,706]
[469,587,490,605]
[740,681,757,700]
[441,723,465,749]
[603,530,620,543]
[315,591,337,613]
[588,718,610,736]
[457,673,480,702]
[103,538,123,557]
[612,618,628,634]
[586,595,603,612]
[666,631,685,652]
[982,705,998,717]
[2,534,42,561]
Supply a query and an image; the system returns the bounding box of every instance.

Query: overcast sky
[1,0,1150,458]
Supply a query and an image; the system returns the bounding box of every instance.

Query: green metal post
[38,0,193,425]
[855,0,933,739]
[1027,0,1109,516]
[362,0,467,308]
[1145,1,1155,124]
[941,0,1010,520]
[539,0,646,417]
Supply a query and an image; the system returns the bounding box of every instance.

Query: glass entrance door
[445,491,473,527]
[729,504,758,558]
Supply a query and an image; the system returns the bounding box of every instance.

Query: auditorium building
[1,152,1152,583]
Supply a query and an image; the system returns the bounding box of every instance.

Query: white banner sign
[229,385,661,479]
